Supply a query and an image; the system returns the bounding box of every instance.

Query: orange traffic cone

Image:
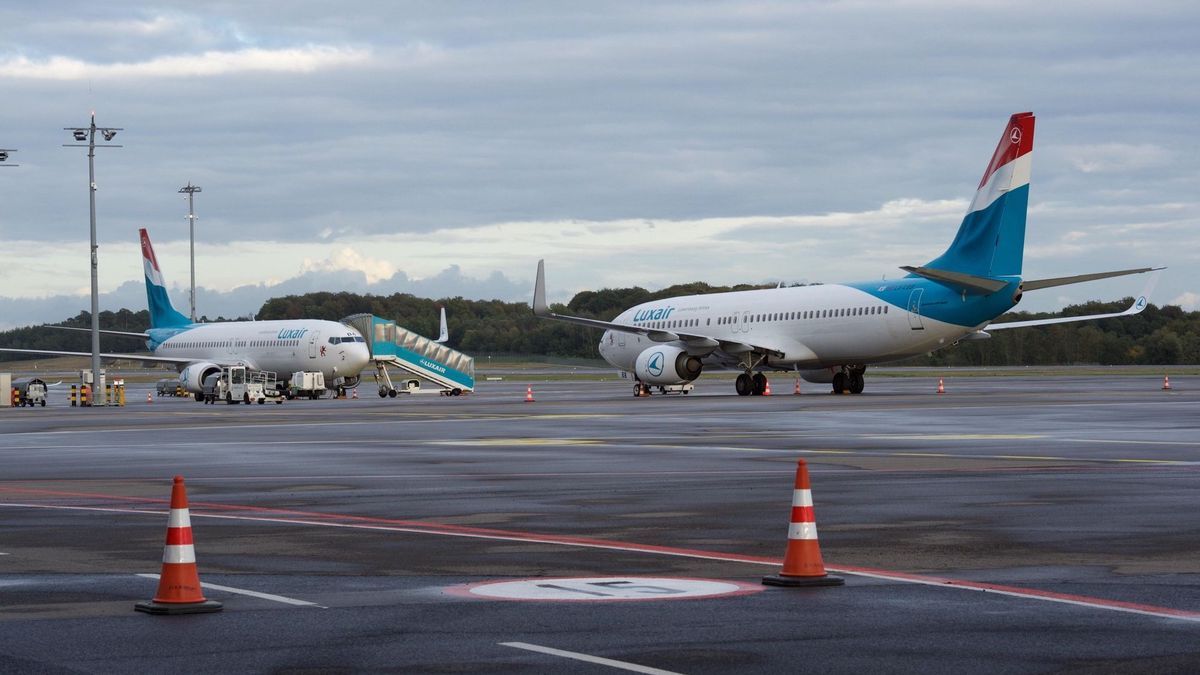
[524,385,535,402]
[793,379,801,395]
[146,392,153,403]
[763,459,844,587]
[937,378,945,394]
[352,388,358,399]
[1162,375,1172,391]
[135,476,223,614]
[763,379,772,396]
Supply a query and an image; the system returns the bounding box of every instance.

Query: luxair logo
[278,328,308,339]
[1136,296,1147,310]
[647,351,665,377]
[633,306,675,323]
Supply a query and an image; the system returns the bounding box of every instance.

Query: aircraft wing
[986,270,1161,330]
[0,347,235,367]
[42,325,150,339]
[533,259,789,358]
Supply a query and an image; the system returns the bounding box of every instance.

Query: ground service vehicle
[13,378,47,407]
[289,371,326,399]
[201,366,283,405]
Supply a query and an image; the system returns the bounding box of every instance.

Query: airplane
[0,229,372,400]
[533,112,1163,396]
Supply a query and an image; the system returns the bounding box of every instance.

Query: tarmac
[0,373,1197,673]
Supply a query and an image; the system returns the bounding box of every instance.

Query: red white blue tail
[925,112,1035,278]
[140,229,191,329]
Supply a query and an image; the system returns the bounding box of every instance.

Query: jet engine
[178,361,222,394]
[634,346,703,385]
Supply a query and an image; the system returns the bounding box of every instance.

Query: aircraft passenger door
[741,311,752,334]
[907,289,924,330]
[308,331,321,358]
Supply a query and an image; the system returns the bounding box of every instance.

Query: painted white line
[7,502,1200,624]
[136,573,327,609]
[500,642,682,675]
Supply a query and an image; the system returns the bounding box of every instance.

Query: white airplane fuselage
[148,319,370,385]
[597,280,994,379]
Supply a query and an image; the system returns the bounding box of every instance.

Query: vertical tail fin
[435,306,449,343]
[140,228,191,329]
[925,112,1035,278]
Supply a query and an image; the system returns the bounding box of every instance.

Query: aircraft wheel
[387,388,397,398]
[452,388,462,396]
[831,372,847,394]
[752,373,767,396]
[735,373,754,396]
[40,400,46,407]
[849,372,865,394]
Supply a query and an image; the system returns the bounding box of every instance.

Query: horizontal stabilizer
[1021,267,1161,292]
[988,270,1161,330]
[900,266,1008,293]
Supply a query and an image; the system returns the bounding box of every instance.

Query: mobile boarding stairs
[342,313,475,397]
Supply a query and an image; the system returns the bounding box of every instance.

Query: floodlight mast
[178,182,202,323]
[63,114,123,404]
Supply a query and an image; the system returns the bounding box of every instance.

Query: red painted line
[2,488,1199,623]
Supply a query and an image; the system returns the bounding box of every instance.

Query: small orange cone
[351,387,358,399]
[763,459,843,587]
[937,378,945,394]
[135,476,223,614]
[524,385,535,402]
[146,392,153,403]
[763,379,772,396]
[1162,375,1172,391]
[793,379,801,395]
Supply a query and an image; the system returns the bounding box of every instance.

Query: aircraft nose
[351,343,371,370]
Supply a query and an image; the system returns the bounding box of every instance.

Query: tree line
[1,286,1196,365]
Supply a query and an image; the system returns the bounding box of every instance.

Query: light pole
[64,114,122,403]
[179,182,202,323]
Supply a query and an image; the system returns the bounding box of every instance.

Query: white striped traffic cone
[1162,375,1172,391]
[135,476,223,614]
[762,459,844,587]
[524,385,535,402]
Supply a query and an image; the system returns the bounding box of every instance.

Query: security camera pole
[64,114,123,403]
[178,182,202,323]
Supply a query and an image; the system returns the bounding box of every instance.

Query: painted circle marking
[458,577,762,602]
[1010,127,1022,144]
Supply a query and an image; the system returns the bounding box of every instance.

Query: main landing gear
[735,372,768,396]
[831,366,866,395]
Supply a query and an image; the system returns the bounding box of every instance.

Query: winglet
[533,259,550,317]
[435,306,449,343]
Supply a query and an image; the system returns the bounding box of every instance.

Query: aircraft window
[884,306,889,313]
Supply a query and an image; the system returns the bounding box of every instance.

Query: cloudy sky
[0,1,1196,330]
